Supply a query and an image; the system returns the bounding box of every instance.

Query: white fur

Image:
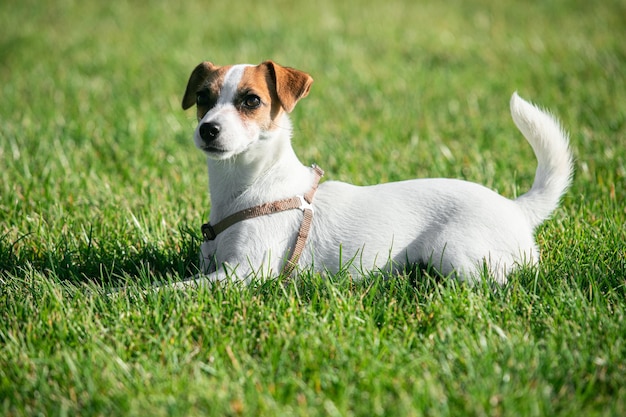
[181,90,572,287]
[193,65,255,161]
[219,65,249,104]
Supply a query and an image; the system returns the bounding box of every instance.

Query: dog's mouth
[200,145,236,160]
[200,145,228,154]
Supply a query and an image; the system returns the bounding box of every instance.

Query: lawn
[1,0,625,415]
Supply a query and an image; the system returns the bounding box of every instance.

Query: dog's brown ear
[182,61,218,110]
[263,61,313,113]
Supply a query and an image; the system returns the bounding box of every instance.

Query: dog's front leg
[178,238,254,287]
[171,265,242,289]
[171,252,266,289]
[178,228,284,287]
[194,240,253,284]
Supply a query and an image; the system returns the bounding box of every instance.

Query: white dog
[179,60,573,286]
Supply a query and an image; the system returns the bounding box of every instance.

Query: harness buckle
[297,195,314,213]
[201,223,217,241]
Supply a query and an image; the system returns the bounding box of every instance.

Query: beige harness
[201,165,324,278]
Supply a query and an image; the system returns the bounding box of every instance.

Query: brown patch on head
[181,62,232,119]
[261,61,313,114]
[226,62,313,131]
[233,65,277,130]
[182,60,313,129]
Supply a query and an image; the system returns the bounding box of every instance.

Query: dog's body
[180,61,573,285]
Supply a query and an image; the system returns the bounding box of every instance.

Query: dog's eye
[242,94,261,109]
[196,92,211,107]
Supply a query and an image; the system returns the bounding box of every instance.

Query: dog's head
[181,61,313,160]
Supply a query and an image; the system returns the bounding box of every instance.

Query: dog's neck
[206,114,313,222]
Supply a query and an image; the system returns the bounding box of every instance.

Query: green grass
[1,0,625,415]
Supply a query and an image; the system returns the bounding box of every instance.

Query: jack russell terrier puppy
[179,60,573,286]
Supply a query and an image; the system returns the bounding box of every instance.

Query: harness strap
[201,165,324,278]
[201,196,304,241]
[281,196,315,279]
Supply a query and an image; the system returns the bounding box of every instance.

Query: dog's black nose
[199,122,221,142]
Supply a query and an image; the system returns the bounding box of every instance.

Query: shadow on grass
[0,226,202,287]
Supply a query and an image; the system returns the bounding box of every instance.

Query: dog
[178,60,573,286]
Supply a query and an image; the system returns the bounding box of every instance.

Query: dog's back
[307,93,573,283]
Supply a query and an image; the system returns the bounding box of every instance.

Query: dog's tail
[511,92,573,229]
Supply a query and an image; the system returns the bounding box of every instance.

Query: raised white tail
[511,93,573,228]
